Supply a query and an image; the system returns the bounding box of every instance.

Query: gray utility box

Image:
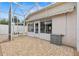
[50,34,64,45]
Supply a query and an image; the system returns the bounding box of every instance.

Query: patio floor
[0,36,75,56]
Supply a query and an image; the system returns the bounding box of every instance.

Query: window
[35,23,38,33]
[40,20,52,34]
[45,21,52,34]
[40,22,45,33]
[28,23,34,32]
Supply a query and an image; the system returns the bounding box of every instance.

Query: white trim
[77,3,79,51]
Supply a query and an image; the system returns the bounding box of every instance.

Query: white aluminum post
[77,3,79,52]
[9,2,12,40]
[23,15,26,35]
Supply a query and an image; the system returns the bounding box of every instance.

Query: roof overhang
[26,2,75,22]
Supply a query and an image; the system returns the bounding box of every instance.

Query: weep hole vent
[50,34,64,45]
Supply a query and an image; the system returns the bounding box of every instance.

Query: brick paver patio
[0,36,75,56]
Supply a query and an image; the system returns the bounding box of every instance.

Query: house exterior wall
[26,10,76,48]
[63,11,76,47]
[52,14,66,35]
[52,10,76,47]
[26,10,76,47]
[26,2,77,48]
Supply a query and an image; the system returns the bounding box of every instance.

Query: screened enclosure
[0,2,52,43]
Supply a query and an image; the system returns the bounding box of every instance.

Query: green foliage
[0,19,8,25]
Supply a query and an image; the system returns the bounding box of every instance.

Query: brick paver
[0,36,74,56]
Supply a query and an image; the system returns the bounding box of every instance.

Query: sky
[0,2,53,22]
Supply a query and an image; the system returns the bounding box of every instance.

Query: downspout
[65,13,67,37]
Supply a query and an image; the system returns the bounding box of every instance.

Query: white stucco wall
[0,24,24,34]
[27,32,51,41]
[52,14,66,35]
[64,11,76,47]
[0,25,8,34]
[52,10,76,47]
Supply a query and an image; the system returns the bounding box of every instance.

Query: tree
[0,19,8,25]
